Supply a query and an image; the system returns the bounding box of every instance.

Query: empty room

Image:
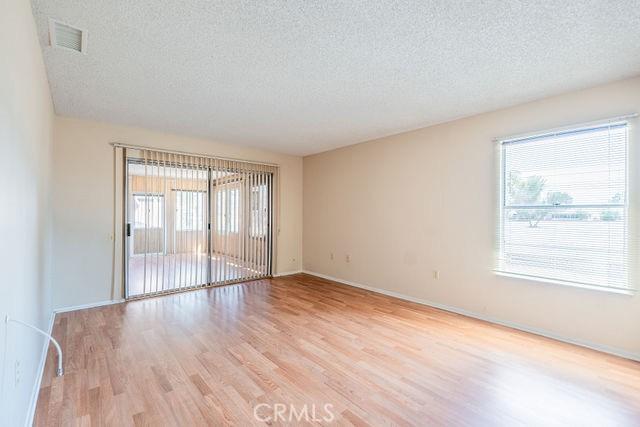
[2,0,640,425]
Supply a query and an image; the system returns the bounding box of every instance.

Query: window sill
[493,271,636,296]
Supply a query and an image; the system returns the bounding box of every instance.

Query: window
[250,184,269,237]
[175,191,205,231]
[133,194,164,229]
[215,188,239,233]
[497,121,630,292]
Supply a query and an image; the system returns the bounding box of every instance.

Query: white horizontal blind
[497,121,630,291]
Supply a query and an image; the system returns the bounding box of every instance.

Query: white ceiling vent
[48,19,87,53]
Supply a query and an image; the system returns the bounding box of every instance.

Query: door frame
[123,157,274,299]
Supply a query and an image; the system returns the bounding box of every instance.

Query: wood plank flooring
[127,253,263,297]
[35,274,640,426]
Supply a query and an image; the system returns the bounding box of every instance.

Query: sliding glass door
[124,150,275,299]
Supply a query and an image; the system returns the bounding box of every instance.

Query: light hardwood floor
[35,274,640,426]
[127,254,264,297]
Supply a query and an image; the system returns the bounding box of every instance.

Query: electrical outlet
[330,252,334,260]
[433,270,440,280]
[345,254,351,263]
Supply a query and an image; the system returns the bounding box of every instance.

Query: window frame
[215,187,240,234]
[174,189,206,232]
[249,184,269,238]
[132,192,165,230]
[495,119,633,294]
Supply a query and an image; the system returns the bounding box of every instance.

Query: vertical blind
[125,148,277,298]
[497,121,631,291]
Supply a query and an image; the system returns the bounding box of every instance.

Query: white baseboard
[302,270,640,362]
[25,311,55,427]
[54,299,125,314]
[273,270,302,277]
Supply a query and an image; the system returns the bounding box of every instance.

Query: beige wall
[52,116,303,309]
[304,76,640,359]
[0,0,54,424]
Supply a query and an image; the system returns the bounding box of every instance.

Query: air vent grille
[49,19,86,53]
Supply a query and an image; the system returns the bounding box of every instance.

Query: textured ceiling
[31,1,640,156]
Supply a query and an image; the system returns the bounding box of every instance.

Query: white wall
[52,116,303,309]
[304,77,640,359]
[0,0,54,425]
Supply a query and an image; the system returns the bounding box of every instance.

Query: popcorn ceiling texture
[30,0,640,156]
